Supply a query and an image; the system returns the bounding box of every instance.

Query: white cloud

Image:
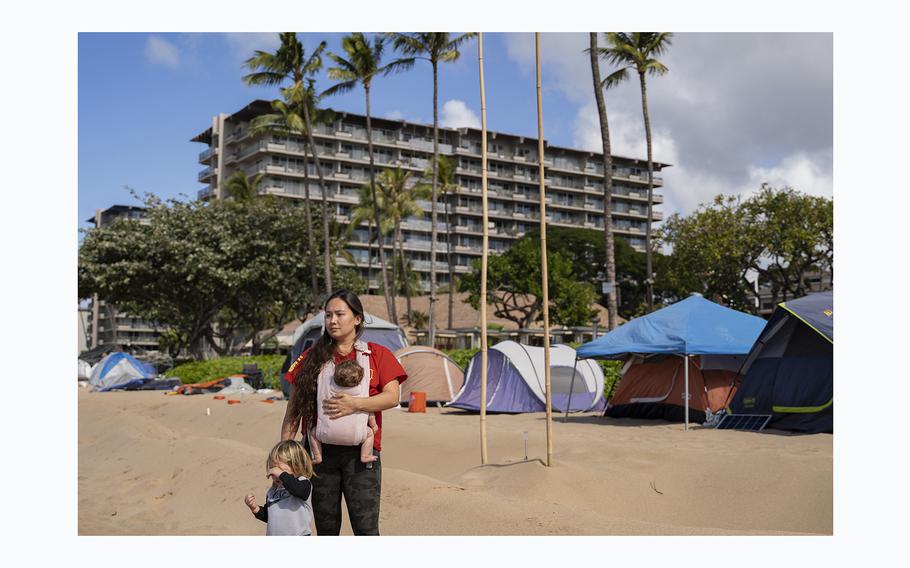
[223,33,280,61]
[384,110,405,120]
[145,36,180,68]
[743,152,834,199]
[439,100,481,128]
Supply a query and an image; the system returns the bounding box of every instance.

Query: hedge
[165,355,287,387]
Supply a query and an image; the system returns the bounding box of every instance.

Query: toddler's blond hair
[267,439,314,479]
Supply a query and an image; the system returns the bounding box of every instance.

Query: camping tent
[728,291,833,433]
[448,341,605,413]
[89,352,157,391]
[394,346,464,405]
[576,295,766,427]
[289,311,408,361]
[605,354,747,424]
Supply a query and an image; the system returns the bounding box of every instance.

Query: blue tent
[89,352,157,391]
[576,295,766,426]
[577,295,767,360]
[729,291,833,433]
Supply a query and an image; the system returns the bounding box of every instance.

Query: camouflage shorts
[311,443,381,535]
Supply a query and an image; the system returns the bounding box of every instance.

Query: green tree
[79,195,320,357]
[243,33,334,293]
[387,32,477,345]
[585,31,619,330]
[430,155,459,329]
[596,32,673,312]
[323,32,413,323]
[458,236,597,328]
[743,185,834,303]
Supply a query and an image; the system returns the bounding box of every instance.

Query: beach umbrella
[477,32,490,465]
[535,33,554,466]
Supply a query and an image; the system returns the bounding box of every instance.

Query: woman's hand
[244,494,259,513]
[323,393,361,419]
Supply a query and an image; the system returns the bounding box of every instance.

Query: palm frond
[602,68,630,90]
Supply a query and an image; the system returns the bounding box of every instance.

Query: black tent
[729,291,833,433]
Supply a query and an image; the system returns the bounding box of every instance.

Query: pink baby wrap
[312,340,372,446]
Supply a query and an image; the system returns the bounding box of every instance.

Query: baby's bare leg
[308,428,323,464]
[360,426,377,463]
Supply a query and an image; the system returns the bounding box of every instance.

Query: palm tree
[224,170,263,202]
[323,32,413,325]
[387,32,477,346]
[375,167,430,325]
[595,32,673,312]
[247,91,335,303]
[427,155,458,329]
[584,32,618,331]
[243,32,335,294]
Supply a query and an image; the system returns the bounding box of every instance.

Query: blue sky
[79,32,833,233]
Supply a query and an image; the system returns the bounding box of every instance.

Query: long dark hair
[289,289,365,431]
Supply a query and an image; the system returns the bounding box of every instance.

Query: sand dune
[78,388,831,535]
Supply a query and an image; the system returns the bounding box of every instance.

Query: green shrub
[444,348,479,370]
[166,355,287,386]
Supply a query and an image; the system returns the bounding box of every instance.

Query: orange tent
[605,355,740,424]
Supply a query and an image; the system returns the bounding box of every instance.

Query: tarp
[576,295,767,360]
[89,352,157,391]
[449,341,605,413]
[729,291,833,433]
[289,311,408,361]
[395,346,464,404]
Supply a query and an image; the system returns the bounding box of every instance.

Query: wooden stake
[478,32,489,465]
[536,33,554,468]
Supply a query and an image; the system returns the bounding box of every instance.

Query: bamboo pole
[478,32,489,465]
[535,33,554,467]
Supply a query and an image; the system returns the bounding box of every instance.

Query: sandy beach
[78,387,832,536]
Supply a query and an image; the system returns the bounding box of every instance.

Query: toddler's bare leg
[308,428,323,465]
[360,427,377,463]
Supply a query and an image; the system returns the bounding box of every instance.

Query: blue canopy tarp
[576,295,767,360]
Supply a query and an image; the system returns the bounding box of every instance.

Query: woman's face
[324,298,362,344]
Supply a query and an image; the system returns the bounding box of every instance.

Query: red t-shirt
[285,342,407,452]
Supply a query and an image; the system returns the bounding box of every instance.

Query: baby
[309,358,378,465]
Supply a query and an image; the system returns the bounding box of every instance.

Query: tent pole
[478,32,489,465]
[564,356,580,423]
[684,354,690,431]
[536,32,554,467]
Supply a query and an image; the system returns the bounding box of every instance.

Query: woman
[281,289,407,535]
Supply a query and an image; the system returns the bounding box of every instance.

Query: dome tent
[729,291,833,433]
[89,352,157,392]
[394,346,464,405]
[448,341,605,413]
[289,311,408,361]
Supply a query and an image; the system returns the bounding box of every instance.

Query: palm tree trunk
[397,222,413,325]
[364,83,397,323]
[589,33,618,331]
[300,99,333,294]
[367,218,374,291]
[428,61,440,348]
[302,143,319,302]
[639,70,654,312]
[446,185,455,329]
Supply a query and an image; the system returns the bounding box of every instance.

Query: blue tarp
[89,352,157,391]
[576,295,767,360]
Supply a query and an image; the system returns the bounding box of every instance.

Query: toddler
[244,440,314,536]
[309,357,378,465]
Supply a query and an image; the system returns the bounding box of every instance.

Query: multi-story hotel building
[84,205,165,353]
[192,100,668,292]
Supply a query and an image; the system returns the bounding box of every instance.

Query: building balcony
[198,167,214,182]
[198,147,217,162]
